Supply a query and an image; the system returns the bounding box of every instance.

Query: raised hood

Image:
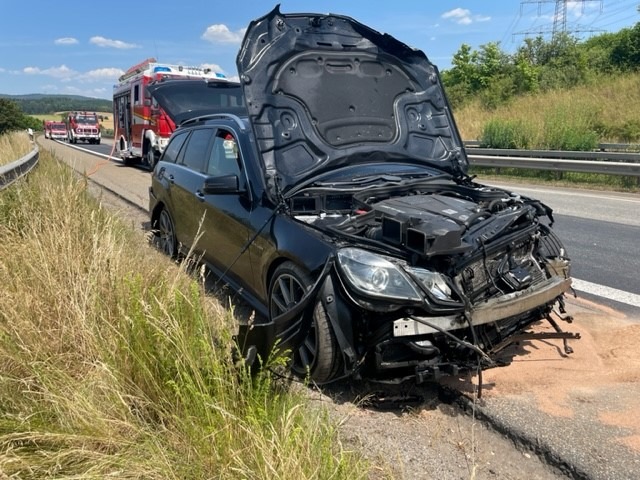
[147,79,246,126]
[237,6,469,194]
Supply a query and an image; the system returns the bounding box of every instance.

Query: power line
[514,0,605,39]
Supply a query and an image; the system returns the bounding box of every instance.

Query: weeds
[0,130,32,166]
[0,152,369,479]
[456,73,640,147]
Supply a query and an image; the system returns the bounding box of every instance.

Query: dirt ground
[316,295,640,479]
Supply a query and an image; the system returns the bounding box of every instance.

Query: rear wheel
[156,208,177,258]
[269,262,341,383]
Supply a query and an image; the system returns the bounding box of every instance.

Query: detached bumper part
[393,277,572,336]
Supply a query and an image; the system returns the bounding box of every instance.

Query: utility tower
[515,0,603,39]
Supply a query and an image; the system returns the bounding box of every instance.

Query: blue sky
[1,1,638,100]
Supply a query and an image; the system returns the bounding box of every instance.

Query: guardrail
[464,145,640,178]
[464,140,640,152]
[0,145,39,191]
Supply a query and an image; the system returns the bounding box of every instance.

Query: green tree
[610,23,640,70]
[0,99,27,134]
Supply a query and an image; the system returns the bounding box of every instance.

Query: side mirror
[202,174,242,194]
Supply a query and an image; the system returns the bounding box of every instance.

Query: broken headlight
[405,267,454,301]
[337,248,421,301]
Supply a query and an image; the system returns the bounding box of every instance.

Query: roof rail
[180,113,247,131]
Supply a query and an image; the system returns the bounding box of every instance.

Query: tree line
[441,21,640,109]
[0,96,114,135]
[0,95,112,115]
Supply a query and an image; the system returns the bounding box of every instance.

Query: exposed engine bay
[286,176,576,382]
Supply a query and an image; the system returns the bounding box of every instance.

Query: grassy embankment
[453,73,640,191]
[0,131,33,167]
[0,135,372,479]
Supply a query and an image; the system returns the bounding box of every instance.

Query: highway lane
[489,181,640,310]
[52,139,640,310]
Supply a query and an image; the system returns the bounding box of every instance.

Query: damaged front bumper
[393,276,572,337]
[238,256,578,384]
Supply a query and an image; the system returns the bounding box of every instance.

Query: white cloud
[90,36,139,49]
[23,65,77,79]
[0,67,5,73]
[200,62,224,73]
[201,24,246,44]
[442,8,491,25]
[81,67,124,81]
[54,37,78,45]
[22,64,122,84]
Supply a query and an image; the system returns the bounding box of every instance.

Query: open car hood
[236,6,469,194]
[147,79,246,126]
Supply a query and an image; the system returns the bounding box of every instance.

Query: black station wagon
[149,7,576,384]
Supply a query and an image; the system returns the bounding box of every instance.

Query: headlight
[337,248,421,301]
[406,267,454,301]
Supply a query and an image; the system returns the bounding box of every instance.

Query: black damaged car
[149,7,577,384]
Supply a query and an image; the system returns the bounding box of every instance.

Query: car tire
[269,262,341,383]
[146,148,157,170]
[156,208,177,258]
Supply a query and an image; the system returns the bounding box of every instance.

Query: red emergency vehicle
[43,120,53,139]
[113,58,227,168]
[44,120,68,140]
[66,111,101,144]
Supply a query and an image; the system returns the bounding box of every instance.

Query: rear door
[198,128,253,291]
[167,127,215,251]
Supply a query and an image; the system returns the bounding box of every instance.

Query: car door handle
[195,190,205,201]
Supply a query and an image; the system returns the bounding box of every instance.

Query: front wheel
[269,262,342,383]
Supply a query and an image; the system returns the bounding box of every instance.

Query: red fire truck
[66,111,101,144]
[44,120,68,140]
[43,120,53,139]
[113,58,227,168]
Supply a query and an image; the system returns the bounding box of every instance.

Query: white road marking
[488,183,640,204]
[572,278,640,308]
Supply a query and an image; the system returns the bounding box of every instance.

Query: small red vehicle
[44,120,68,140]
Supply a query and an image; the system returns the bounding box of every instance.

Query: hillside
[0,93,112,115]
[453,72,640,146]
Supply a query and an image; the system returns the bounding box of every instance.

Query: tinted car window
[207,130,241,177]
[181,128,213,173]
[162,131,188,164]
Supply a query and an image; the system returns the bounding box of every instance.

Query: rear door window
[162,131,189,164]
[180,128,213,173]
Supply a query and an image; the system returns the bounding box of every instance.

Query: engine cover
[373,194,479,256]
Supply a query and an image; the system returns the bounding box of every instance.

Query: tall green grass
[0,153,371,479]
